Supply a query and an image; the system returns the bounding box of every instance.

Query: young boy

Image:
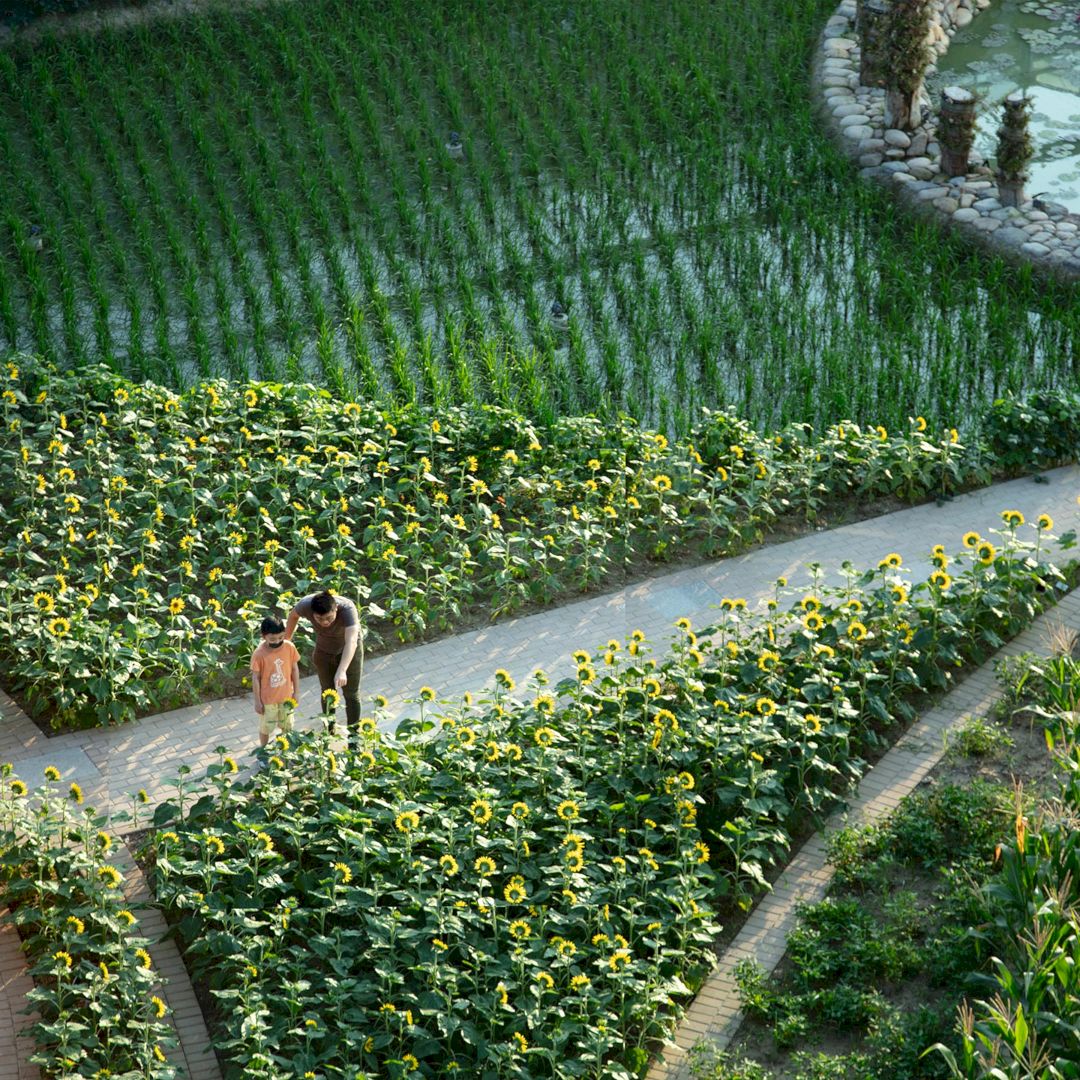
[250,615,301,747]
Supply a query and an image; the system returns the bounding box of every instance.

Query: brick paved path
[1,464,1077,1078]
[648,586,1080,1079]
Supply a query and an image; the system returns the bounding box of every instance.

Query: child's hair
[310,590,336,615]
[261,615,285,636]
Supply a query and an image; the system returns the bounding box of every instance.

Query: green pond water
[928,0,1080,209]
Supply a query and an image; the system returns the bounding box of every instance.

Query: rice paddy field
[0,0,1078,432]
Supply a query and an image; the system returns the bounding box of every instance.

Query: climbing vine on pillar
[996,90,1033,208]
[882,0,933,131]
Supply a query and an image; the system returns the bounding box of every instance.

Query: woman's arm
[335,625,359,687]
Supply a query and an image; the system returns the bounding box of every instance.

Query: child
[250,615,301,747]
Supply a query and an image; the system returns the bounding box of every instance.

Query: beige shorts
[259,702,295,738]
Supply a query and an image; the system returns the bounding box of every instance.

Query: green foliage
[982,390,1080,475]
[996,651,1080,727]
[735,898,917,1049]
[929,720,1080,1078]
[882,0,933,96]
[0,765,175,1079]
[946,714,1014,758]
[154,693,726,1079]
[688,1044,771,1080]
[828,782,1010,886]
[6,355,1073,730]
[148,536,1068,1079]
[995,93,1035,183]
[0,0,1076,430]
[737,782,1016,1079]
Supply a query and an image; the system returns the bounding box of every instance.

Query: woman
[284,589,363,744]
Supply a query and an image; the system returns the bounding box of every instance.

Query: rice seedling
[0,0,1076,429]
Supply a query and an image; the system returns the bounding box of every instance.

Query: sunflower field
[0,765,176,1078]
[5,354,1080,730]
[150,527,1072,1079]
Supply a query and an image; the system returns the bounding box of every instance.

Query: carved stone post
[938,86,977,176]
[995,90,1033,208]
[857,0,891,88]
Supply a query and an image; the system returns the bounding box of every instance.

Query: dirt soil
[723,667,1067,1074]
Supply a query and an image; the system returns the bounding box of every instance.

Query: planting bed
[699,635,1080,1079]
[142,526,1074,1079]
[7,354,1080,730]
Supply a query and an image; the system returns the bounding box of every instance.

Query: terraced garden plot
[0,0,1078,432]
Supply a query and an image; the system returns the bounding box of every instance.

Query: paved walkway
[1,466,1077,820]
[0,464,1077,1078]
[648,585,1080,1078]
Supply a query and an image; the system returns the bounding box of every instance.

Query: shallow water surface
[928,0,1080,208]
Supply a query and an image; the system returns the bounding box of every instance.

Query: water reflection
[928,0,1080,208]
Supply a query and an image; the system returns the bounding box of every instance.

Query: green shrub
[945,714,1014,758]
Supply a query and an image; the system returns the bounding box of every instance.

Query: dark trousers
[313,646,362,741]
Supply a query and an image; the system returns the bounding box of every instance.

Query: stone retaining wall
[815,0,1080,281]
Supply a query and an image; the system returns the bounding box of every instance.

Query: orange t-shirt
[250,641,300,705]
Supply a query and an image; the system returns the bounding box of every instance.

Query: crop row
[8,355,1080,728]
[151,528,1074,1078]
[0,0,1077,429]
[0,768,176,1079]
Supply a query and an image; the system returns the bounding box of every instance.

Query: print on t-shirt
[269,657,286,689]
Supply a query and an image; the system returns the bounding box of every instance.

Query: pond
[928,0,1080,210]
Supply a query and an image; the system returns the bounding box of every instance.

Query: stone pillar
[857,0,891,88]
[938,86,976,177]
[995,90,1033,208]
[882,0,933,132]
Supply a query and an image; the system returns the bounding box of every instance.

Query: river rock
[840,113,871,128]
[881,161,911,174]
[994,226,1028,246]
[954,7,973,27]
[843,125,873,140]
[1021,242,1050,257]
[952,207,980,223]
[908,132,929,157]
[833,103,866,118]
[857,138,885,152]
[884,129,911,149]
[859,152,885,167]
[973,197,1001,212]
[934,196,960,213]
[917,185,950,201]
[971,218,1000,232]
